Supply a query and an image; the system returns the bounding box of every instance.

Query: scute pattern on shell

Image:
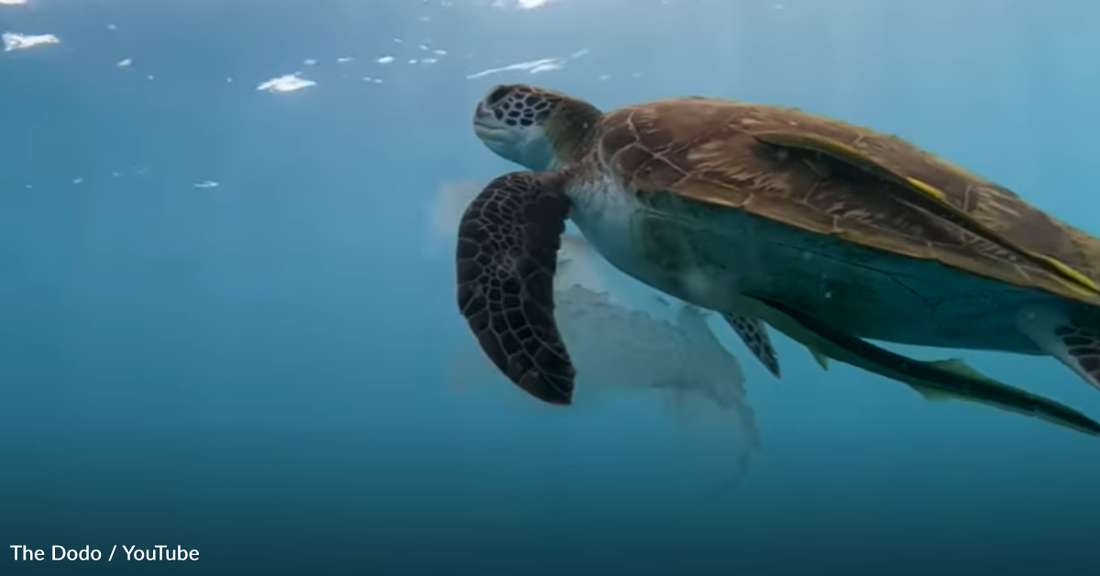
[593,98,1100,304]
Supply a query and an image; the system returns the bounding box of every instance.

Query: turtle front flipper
[722,314,781,378]
[456,171,576,405]
[745,295,1100,437]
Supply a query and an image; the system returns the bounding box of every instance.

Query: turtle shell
[595,97,1100,305]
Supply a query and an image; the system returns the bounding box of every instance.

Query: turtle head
[473,84,602,171]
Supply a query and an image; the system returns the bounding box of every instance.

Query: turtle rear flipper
[456,171,576,405]
[747,295,1100,437]
[1018,306,1100,395]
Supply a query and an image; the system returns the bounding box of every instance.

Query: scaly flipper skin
[455,171,576,405]
[1053,324,1100,388]
[722,314,781,378]
[1019,307,1100,394]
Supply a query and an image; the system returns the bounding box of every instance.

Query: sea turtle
[456,83,1100,434]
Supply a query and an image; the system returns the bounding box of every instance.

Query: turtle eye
[486,86,510,106]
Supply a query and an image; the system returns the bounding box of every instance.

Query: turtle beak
[472,102,530,166]
[473,103,499,133]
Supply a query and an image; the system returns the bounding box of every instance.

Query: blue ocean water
[2,0,1099,574]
